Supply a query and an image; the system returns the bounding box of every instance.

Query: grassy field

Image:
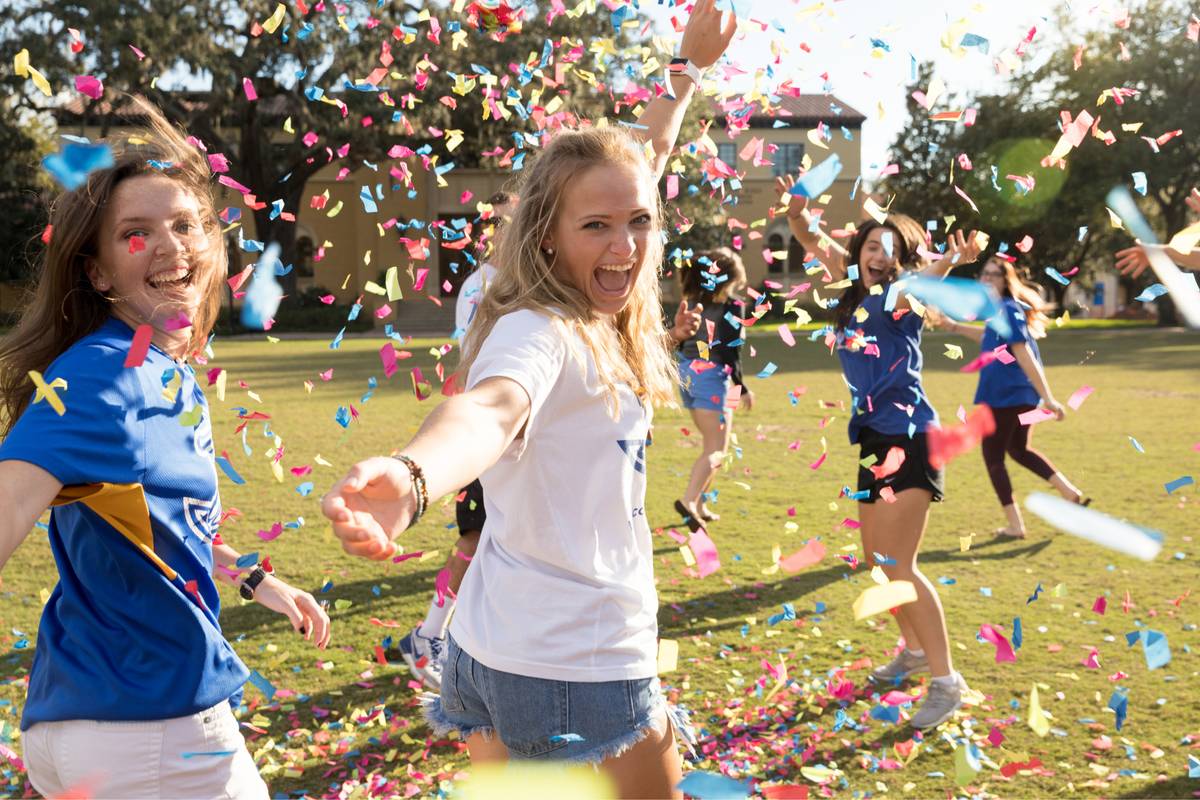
[1,325,1197,799]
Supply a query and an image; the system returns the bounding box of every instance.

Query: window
[770,142,805,178]
[716,142,737,168]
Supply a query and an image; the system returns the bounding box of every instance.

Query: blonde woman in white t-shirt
[321,3,734,795]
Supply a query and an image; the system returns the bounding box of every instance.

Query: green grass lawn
[1,326,1197,799]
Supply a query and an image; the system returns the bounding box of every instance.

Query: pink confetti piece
[380,343,398,378]
[257,522,284,541]
[1092,596,1107,614]
[242,77,258,101]
[688,528,721,578]
[413,268,429,292]
[75,75,103,99]
[207,153,231,173]
[1017,407,1056,426]
[128,234,145,254]
[1067,385,1094,410]
[779,540,826,573]
[980,623,1017,663]
[162,312,192,331]
[777,324,795,347]
[124,324,154,368]
[128,43,146,60]
[433,567,455,608]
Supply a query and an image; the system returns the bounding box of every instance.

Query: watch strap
[668,57,704,86]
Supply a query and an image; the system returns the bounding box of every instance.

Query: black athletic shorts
[855,427,945,503]
[455,479,486,534]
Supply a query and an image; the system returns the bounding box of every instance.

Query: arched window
[766,233,784,274]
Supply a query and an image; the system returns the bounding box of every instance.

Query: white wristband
[668,58,704,87]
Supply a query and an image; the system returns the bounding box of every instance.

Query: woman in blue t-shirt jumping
[934,256,1088,539]
[0,101,329,799]
[779,176,982,730]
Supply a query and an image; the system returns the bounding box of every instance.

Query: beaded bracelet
[392,454,428,526]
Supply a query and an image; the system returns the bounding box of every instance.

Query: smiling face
[545,161,656,317]
[857,226,900,289]
[88,173,213,354]
[979,257,1007,295]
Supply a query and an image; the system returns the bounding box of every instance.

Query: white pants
[22,702,269,800]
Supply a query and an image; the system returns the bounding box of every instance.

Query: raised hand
[321,457,415,560]
[774,175,811,239]
[944,229,984,267]
[672,299,703,341]
[1114,245,1151,279]
[678,0,738,69]
[253,576,332,649]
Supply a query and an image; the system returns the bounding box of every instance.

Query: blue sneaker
[397,626,445,691]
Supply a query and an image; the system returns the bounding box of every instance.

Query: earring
[544,247,555,256]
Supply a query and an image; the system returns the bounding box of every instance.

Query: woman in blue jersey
[0,101,329,800]
[935,256,1088,539]
[779,175,982,729]
[673,247,753,529]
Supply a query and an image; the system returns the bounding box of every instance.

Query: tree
[0,100,53,282]
[2,1,652,292]
[883,0,1200,323]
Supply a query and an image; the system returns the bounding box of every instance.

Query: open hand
[253,575,332,649]
[321,457,414,560]
[1114,245,1151,279]
[943,229,984,268]
[774,175,811,237]
[678,0,738,69]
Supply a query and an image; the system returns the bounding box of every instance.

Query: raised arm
[0,460,62,572]
[321,376,530,560]
[774,175,849,280]
[635,0,736,180]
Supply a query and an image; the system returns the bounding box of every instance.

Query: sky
[640,0,1118,174]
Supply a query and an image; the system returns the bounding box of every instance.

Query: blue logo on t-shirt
[616,439,647,473]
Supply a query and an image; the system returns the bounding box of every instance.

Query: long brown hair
[681,247,746,308]
[458,125,676,413]
[834,215,926,330]
[988,256,1052,338]
[0,97,226,435]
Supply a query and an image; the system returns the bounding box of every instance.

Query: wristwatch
[239,565,270,600]
[668,57,704,86]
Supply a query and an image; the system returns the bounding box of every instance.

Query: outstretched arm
[774,175,849,280]
[1011,342,1064,419]
[635,0,736,179]
[322,376,530,560]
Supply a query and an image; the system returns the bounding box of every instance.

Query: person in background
[673,247,753,531]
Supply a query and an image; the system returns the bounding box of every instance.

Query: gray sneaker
[910,675,967,729]
[870,649,930,684]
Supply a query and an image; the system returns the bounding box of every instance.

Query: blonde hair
[458,126,676,412]
[0,97,226,435]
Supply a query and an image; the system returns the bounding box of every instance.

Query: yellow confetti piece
[1028,683,1050,736]
[863,196,888,224]
[262,3,286,33]
[679,545,696,567]
[27,65,52,97]
[852,580,917,620]
[418,549,441,563]
[385,266,403,301]
[178,406,203,427]
[29,370,67,416]
[959,533,974,552]
[363,280,387,296]
[945,343,963,359]
[656,639,678,673]
[215,369,227,402]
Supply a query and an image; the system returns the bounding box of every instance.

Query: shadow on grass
[1116,774,1199,799]
[657,536,1053,637]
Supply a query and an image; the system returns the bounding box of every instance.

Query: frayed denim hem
[420,692,495,743]
[555,699,698,766]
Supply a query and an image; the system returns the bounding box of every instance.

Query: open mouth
[147,266,195,290]
[866,264,887,282]
[593,262,634,298]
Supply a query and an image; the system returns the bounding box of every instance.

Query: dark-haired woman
[673,247,753,529]
[0,101,329,799]
[935,255,1088,539]
[778,176,981,730]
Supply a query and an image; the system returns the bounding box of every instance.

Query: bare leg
[600,715,683,800]
[447,530,480,594]
[1049,472,1083,503]
[697,409,734,518]
[860,501,923,652]
[466,732,508,763]
[875,488,953,677]
[1000,503,1026,537]
[682,408,726,513]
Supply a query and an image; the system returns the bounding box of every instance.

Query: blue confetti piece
[1134,283,1168,302]
[181,750,236,759]
[870,704,901,723]
[1027,583,1044,604]
[1107,688,1128,730]
[1126,629,1171,669]
[214,456,246,485]
[297,481,314,496]
[549,733,585,743]
[676,771,750,799]
[1012,616,1023,650]
[359,186,378,213]
[235,552,259,569]
[873,552,896,566]
[1131,171,1148,196]
[766,602,796,626]
[246,669,277,701]
[756,362,777,379]
[1128,436,1145,453]
[1188,754,1200,778]
[241,243,283,330]
[788,153,842,199]
[1165,475,1194,494]
[334,406,351,428]
[959,33,990,53]
[897,275,1011,337]
[43,142,114,189]
[1044,266,1071,286]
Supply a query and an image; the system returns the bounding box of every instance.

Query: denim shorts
[677,354,729,412]
[422,635,695,764]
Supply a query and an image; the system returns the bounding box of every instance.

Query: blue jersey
[0,318,249,729]
[975,297,1041,408]
[836,290,938,444]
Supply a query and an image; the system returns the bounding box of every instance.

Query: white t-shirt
[454,263,498,335]
[450,309,658,682]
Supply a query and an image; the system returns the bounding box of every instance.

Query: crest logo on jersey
[183,496,218,543]
[616,439,647,474]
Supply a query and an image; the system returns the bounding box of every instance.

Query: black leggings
[982,405,1058,506]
